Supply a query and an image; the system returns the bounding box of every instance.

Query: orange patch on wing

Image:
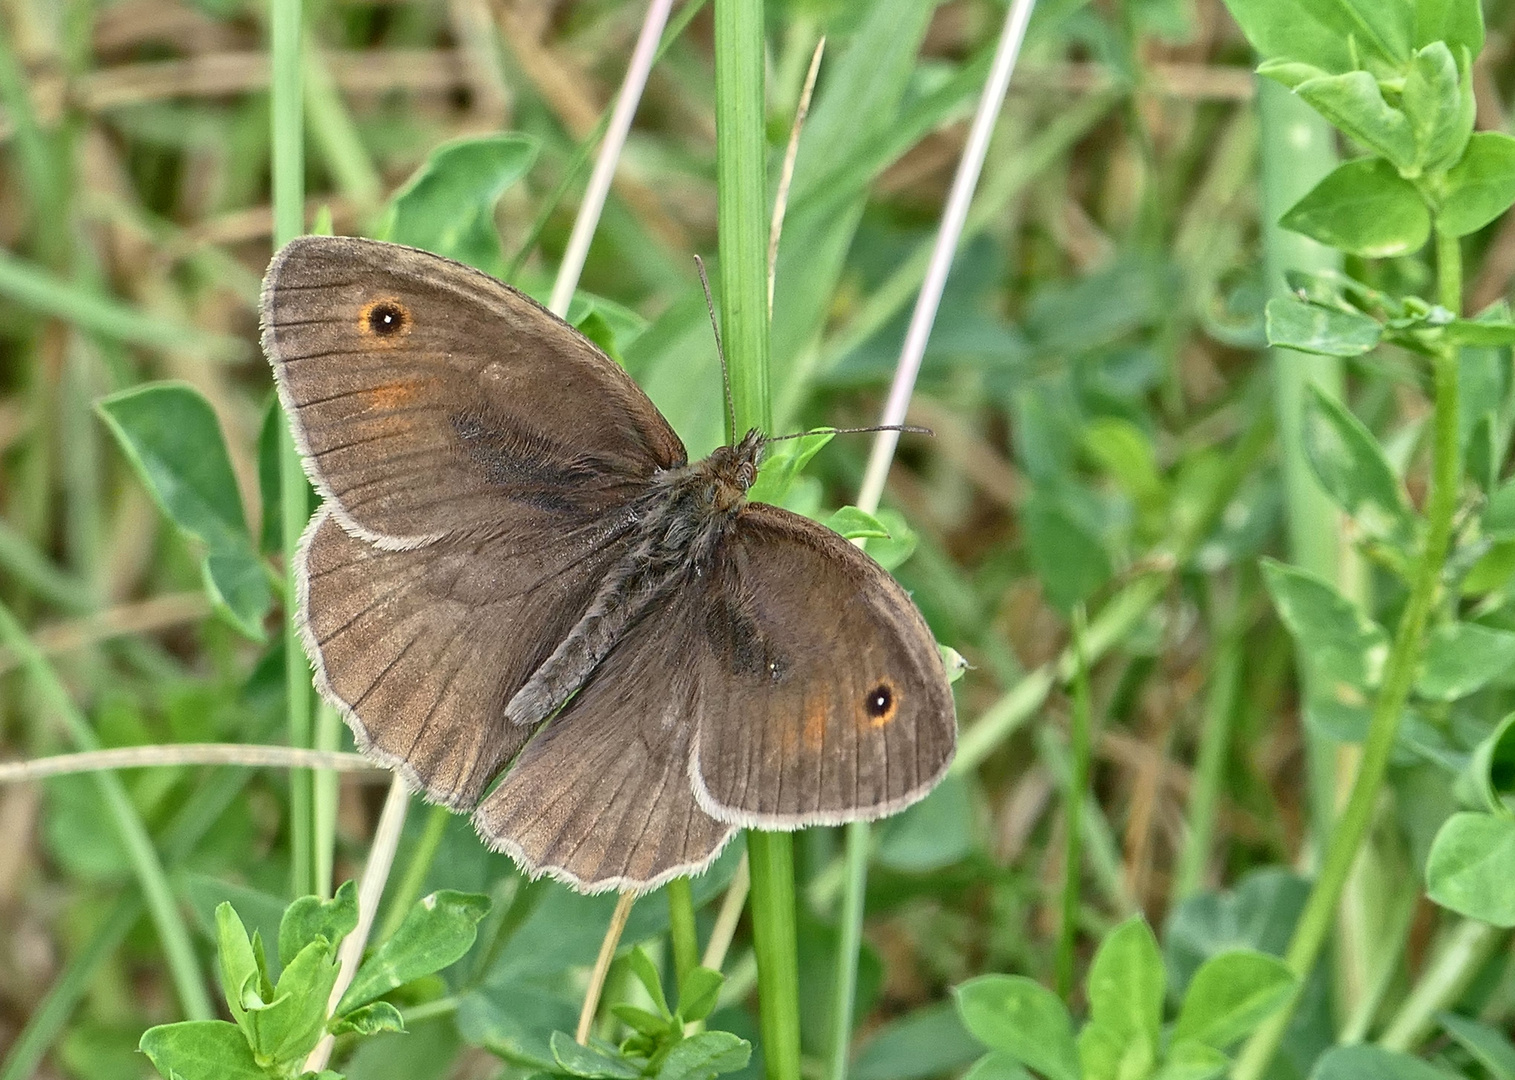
[365,382,417,411]
[802,697,828,751]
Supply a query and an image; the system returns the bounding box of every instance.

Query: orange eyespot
[863,681,897,727]
[357,298,410,340]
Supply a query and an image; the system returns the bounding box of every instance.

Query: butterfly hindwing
[690,504,957,828]
[299,507,630,809]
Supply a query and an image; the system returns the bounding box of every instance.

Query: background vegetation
[3,0,1515,1079]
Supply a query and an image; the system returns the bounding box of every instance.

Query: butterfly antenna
[694,255,738,442]
[763,424,934,443]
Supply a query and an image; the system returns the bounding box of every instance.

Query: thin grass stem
[270,0,314,900]
[1055,602,1092,998]
[305,775,411,1073]
[577,892,637,1044]
[548,0,676,317]
[0,602,213,1021]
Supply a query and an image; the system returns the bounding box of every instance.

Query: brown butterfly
[261,236,956,894]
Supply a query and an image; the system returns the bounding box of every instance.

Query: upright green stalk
[714,1,797,1077]
[714,0,771,439]
[1233,237,1464,1080]
[826,821,869,1080]
[667,878,700,984]
[1258,78,1348,847]
[1055,604,1092,999]
[271,0,314,899]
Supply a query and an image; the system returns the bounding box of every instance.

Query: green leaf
[1223,0,1406,73]
[1023,488,1111,613]
[866,508,919,572]
[1416,623,1515,700]
[1301,384,1414,544]
[1256,58,1332,90]
[1402,43,1474,174]
[215,903,265,1025]
[140,1021,266,1080]
[1262,559,1390,690]
[280,881,359,970]
[823,505,892,541]
[1295,73,1416,172]
[1425,812,1515,926]
[1078,1021,1125,1080]
[1083,417,1164,509]
[961,1053,1034,1080]
[1152,1040,1230,1080]
[1487,478,1515,538]
[877,773,975,872]
[377,134,539,275]
[98,383,270,639]
[199,550,270,641]
[749,431,833,505]
[611,1004,670,1038]
[1436,132,1515,237]
[1280,159,1430,258]
[676,966,725,1024]
[1470,711,1515,813]
[329,1000,405,1037]
[97,383,250,555]
[246,937,340,1066]
[1413,0,1484,56]
[1265,298,1382,356]
[550,1031,642,1079]
[1310,1044,1465,1080]
[853,1002,983,1080]
[628,946,672,1019]
[338,890,490,1012]
[1173,950,1296,1049]
[1438,1012,1515,1080]
[953,975,1079,1080]
[1084,917,1163,1072]
[655,1031,752,1080]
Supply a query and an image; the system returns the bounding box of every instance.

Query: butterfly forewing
[262,236,686,547]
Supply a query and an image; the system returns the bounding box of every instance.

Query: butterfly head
[695,428,765,512]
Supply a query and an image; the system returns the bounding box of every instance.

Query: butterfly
[262,236,956,893]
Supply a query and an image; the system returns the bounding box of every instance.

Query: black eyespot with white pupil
[866,684,893,718]
[367,301,407,336]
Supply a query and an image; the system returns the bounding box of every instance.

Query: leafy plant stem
[1234,258,1464,1080]
[0,602,213,1021]
[1056,602,1092,999]
[1378,920,1505,1051]
[667,877,700,984]
[1436,230,1462,311]
[826,821,869,1080]
[376,803,452,944]
[270,0,314,900]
